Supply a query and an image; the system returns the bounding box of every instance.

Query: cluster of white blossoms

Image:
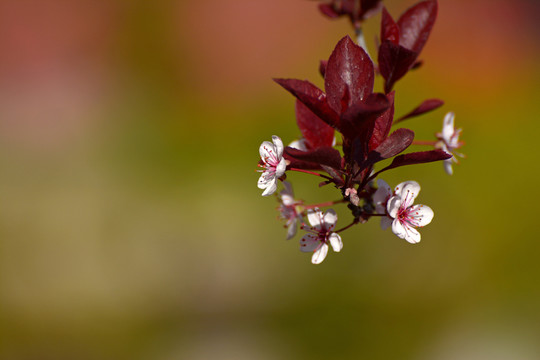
[373,180,434,244]
[256,111,463,265]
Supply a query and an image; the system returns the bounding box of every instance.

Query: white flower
[436,112,464,175]
[386,181,434,244]
[288,135,336,151]
[278,181,303,240]
[258,135,287,196]
[372,179,393,230]
[299,208,342,264]
[288,138,308,151]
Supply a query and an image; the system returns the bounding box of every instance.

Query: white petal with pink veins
[272,135,284,159]
[392,219,421,244]
[275,158,287,178]
[328,233,343,252]
[300,234,320,252]
[259,141,275,161]
[260,177,277,196]
[323,209,338,229]
[307,209,322,229]
[408,204,434,227]
[387,195,401,218]
[311,243,329,264]
[395,181,421,206]
[442,112,455,142]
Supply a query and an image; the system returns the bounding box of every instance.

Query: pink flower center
[262,145,280,170]
[396,190,421,227]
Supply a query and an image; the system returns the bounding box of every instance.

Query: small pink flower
[386,181,434,244]
[436,112,464,175]
[300,208,342,264]
[278,181,303,240]
[258,135,287,196]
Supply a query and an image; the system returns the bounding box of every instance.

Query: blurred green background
[0,0,539,359]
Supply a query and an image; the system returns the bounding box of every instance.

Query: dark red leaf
[340,93,389,140]
[369,91,395,150]
[324,36,374,114]
[285,146,342,170]
[366,128,415,164]
[320,165,345,186]
[360,0,383,20]
[295,100,335,149]
[319,60,328,78]
[318,3,340,18]
[375,149,452,175]
[395,98,444,123]
[274,78,340,129]
[397,0,438,53]
[320,0,382,23]
[410,60,423,70]
[381,7,399,44]
[378,40,418,93]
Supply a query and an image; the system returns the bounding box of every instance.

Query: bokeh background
[0,0,539,359]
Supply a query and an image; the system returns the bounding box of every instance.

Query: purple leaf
[395,98,444,123]
[320,165,345,186]
[360,0,383,20]
[274,78,340,129]
[410,59,423,70]
[324,36,374,114]
[340,93,389,140]
[378,40,418,94]
[375,149,452,175]
[285,146,342,170]
[367,128,415,164]
[381,7,399,44]
[397,0,438,54]
[318,4,340,18]
[319,60,328,78]
[295,100,335,149]
[369,91,395,151]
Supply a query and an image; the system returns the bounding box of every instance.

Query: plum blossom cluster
[256,0,464,264]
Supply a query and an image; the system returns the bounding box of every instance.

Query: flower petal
[328,233,343,252]
[257,171,272,189]
[261,177,277,196]
[387,195,401,218]
[286,220,297,240]
[288,138,308,151]
[373,179,392,212]
[272,135,284,159]
[391,218,407,239]
[380,216,393,230]
[408,204,434,227]
[404,226,421,244]
[275,158,287,178]
[395,180,420,207]
[323,209,338,230]
[443,158,453,175]
[259,141,275,162]
[299,234,319,252]
[307,209,323,229]
[392,219,421,244]
[311,243,329,264]
[442,112,455,142]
